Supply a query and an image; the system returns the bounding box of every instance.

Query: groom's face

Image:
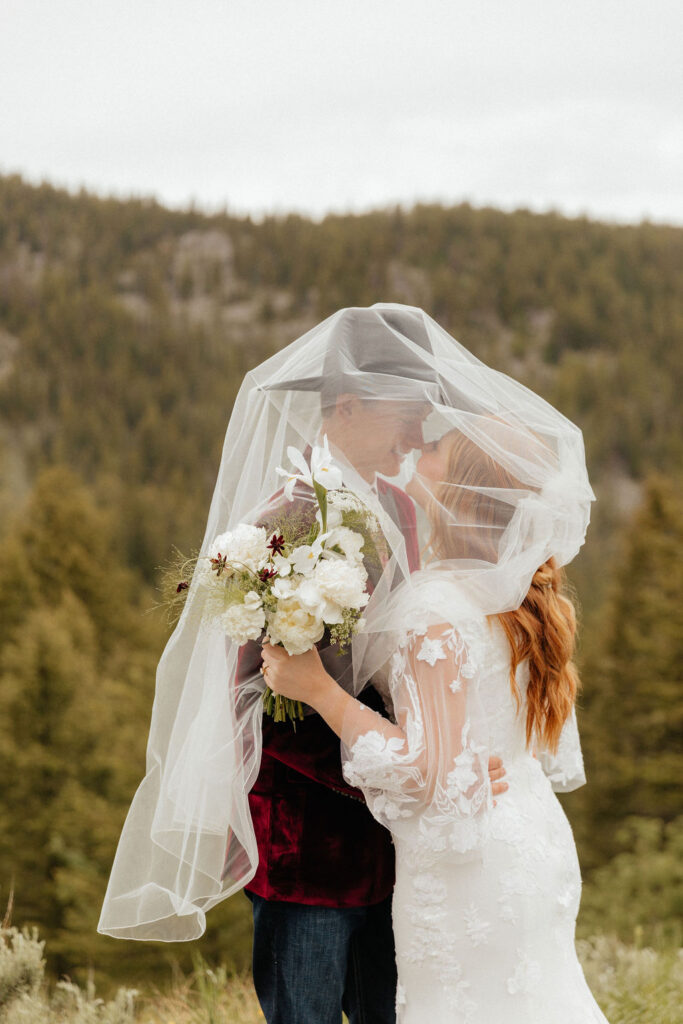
[330,396,430,478]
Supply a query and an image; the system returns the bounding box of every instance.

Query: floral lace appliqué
[404,619,483,684]
[463,902,491,946]
[416,634,447,666]
[536,708,586,792]
[343,730,414,822]
[498,898,518,924]
[507,949,541,995]
[402,881,477,1023]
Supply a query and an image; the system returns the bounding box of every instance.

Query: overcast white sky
[1,0,681,224]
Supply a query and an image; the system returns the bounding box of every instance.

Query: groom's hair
[320,307,437,416]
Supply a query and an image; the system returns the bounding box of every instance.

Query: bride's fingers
[262,667,281,694]
[488,766,506,782]
[491,780,509,797]
[262,643,290,668]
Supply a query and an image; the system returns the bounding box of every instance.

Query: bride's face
[406,435,449,507]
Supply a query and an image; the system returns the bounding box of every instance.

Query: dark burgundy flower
[210,553,228,576]
[267,533,285,555]
[176,581,189,593]
[259,567,277,582]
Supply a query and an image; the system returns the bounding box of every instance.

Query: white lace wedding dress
[341,582,608,1023]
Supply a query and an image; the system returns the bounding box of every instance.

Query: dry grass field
[1,925,681,1024]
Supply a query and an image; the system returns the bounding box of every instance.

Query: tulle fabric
[98,303,594,940]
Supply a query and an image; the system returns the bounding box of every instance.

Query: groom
[239,308,508,1024]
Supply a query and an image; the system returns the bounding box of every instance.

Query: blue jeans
[248,892,397,1024]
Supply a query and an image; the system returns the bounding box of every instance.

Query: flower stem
[313,479,328,534]
[262,688,304,728]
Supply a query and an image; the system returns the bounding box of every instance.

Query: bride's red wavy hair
[424,430,579,753]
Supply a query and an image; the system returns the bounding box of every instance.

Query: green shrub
[579,817,683,946]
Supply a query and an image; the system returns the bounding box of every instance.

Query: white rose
[312,558,369,609]
[266,597,325,656]
[324,526,365,563]
[221,590,266,644]
[210,524,269,574]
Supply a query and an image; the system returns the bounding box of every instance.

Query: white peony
[296,577,345,624]
[312,557,369,609]
[290,558,368,625]
[266,597,325,655]
[221,590,266,644]
[210,524,269,575]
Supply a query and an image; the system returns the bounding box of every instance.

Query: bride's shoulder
[390,569,488,645]
[404,568,484,614]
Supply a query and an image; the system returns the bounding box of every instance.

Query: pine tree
[0,465,254,987]
[0,467,164,981]
[583,477,683,863]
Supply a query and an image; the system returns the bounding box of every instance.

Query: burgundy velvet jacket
[243,476,420,907]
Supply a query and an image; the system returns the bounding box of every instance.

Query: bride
[262,424,609,1022]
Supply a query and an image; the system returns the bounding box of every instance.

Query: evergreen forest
[0,173,681,998]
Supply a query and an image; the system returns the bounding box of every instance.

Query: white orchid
[276,434,343,501]
[310,435,344,489]
[289,532,329,576]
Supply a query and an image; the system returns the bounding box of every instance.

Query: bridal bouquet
[174,438,384,724]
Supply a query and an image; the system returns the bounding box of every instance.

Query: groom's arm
[260,685,388,798]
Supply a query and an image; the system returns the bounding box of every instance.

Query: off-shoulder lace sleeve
[340,619,492,860]
[536,705,586,793]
